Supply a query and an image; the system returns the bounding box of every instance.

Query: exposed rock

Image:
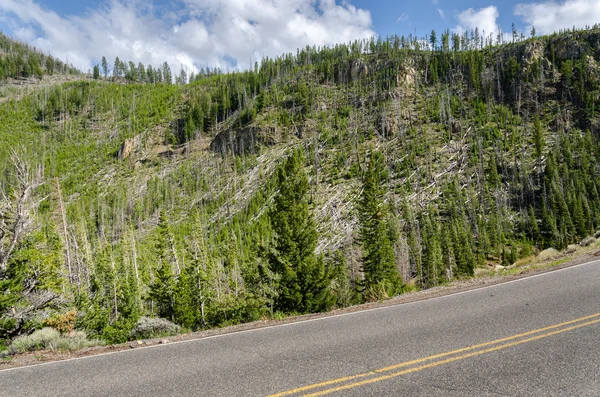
[351,59,369,81]
[118,135,141,160]
[552,34,591,61]
[586,56,600,80]
[396,65,416,87]
[580,236,597,247]
[538,248,560,261]
[451,120,462,135]
[522,39,545,67]
[129,340,145,348]
[210,125,280,156]
[565,244,578,254]
[378,112,399,136]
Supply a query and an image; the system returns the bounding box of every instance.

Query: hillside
[0,30,80,82]
[1,27,600,347]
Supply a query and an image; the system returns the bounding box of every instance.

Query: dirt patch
[2,248,599,371]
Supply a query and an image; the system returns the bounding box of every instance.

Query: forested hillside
[1,26,600,348]
[0,31,80,81]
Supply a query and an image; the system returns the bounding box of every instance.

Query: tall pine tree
[268,149,333,313]
[357,151,401,297]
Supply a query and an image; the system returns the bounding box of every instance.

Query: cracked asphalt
[1,259,599,396]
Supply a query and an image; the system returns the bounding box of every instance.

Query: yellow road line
[303,318,600,397]
[267,312,600,397]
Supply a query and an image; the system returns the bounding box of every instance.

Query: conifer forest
[1,26,600,347]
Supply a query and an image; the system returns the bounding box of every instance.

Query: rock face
[118,135,141,160]
[451,120,462,135]
[351,59,369,81]
[550,31,600,61]
[396,65,416,87]
[210,125,279,156]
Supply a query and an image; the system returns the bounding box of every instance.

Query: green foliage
[268,149,334,313]
[357,151,401,295]
[1,25,600,347]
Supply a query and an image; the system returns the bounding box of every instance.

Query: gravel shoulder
[2,246,599,371]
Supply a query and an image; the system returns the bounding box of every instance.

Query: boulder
[565,244,578,254]
[538,248,560,261]
[580,236,597,247]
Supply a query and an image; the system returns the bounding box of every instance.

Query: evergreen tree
[137,62,146,82]
[268,149,333,313]
[163,62,172,84]
[149,211,176,320]
[421,212,443,288]
[429,30,437,51]
[113,56,121,78]
[101,56,108,78]
[357,151,401,296]
[528,206,541,246]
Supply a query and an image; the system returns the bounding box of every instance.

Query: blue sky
[1,0,599,73]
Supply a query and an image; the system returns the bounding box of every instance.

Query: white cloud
[515,0,600,35]
[0,0,374,74]
[454,6,501,39]
[432,0,439,5]
[437,8,445,19]
[396,12,409,23]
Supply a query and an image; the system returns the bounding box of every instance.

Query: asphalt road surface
[2,260,599,396]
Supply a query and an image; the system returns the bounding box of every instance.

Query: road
[1,260,599,396]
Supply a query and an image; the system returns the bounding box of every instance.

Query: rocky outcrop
[451,120,462,135]
[396,65,416,87]
[550,31,600,61]
[351,59,369,81]
[118,135,141,160]
[210,125,280,156]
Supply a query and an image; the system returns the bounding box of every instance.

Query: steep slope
[1,27,600,346]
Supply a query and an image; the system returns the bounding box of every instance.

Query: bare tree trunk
[53,177,73,284]
[0,150,43,276]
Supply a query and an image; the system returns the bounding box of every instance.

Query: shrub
[102,318,137,344]
[129,317,181,340]
[9,327,103,354]
[45,310,77,334]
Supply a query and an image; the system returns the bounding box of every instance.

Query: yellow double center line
[267,312,600,397]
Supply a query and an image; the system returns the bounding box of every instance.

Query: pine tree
[357,151,401,296]
[173,263,198,329]
[149,211,176,320]
[268,149,333,313]
[113,56,121,78]
[528,206,541,246]
[101,56,108,78]
[421,212,443,288]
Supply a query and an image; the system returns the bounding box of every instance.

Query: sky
[0,0,599,74]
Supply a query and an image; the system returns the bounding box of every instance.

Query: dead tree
[0,151,43,277]
[0,150,54,338]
